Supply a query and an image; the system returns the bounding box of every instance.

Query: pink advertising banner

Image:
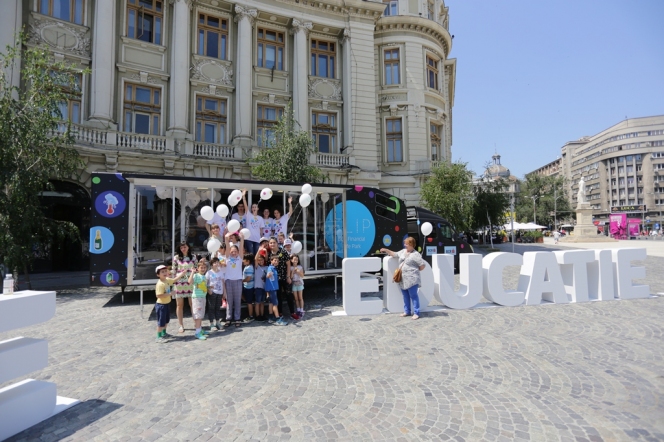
[628,218,641,236]
[609,213,627,238]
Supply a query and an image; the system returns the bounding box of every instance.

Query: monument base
[561,203,616,242]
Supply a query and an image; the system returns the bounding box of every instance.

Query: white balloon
[213,191,221,202]
[216,204,229,217]
[240,228,251,240]
[227,219,240,233]
[299,193,312,208]
[201,205,215,221]
[320,192,330,203]
[185,190,200,207]
[207,237,221,254]
[421,222,433,236]
[228,190,242,207]
[301,183,312,195]
[156,186,170,199]
[291,241,303,254]
[200,190,211,201]
[261,187,273,200]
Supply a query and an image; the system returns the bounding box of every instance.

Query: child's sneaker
[211,323,219,331]
[277,317,288,326]
[243,316,255,323]
[299,311,305,318]
[195,332,207,340]
[268,317,275,324]
[163,331,173,338]
[290,313,300,320]
[155,336,167,343]
[202,329,210,335]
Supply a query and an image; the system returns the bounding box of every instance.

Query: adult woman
[380,236,425,320]
[261,208,275,239]
[174,241,198,332]
[273,196,293,237]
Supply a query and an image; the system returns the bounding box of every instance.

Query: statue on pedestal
[577,176,586,206]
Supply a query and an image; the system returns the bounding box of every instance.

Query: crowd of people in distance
[153,190,305,342]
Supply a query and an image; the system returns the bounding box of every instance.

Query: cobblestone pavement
[2,253,664,441]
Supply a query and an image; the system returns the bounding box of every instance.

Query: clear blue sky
[447,0,664,179]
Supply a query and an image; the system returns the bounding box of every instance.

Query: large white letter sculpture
[587,250,616,300]
[433,254,483,309]
[612,248,650,299]
[0,291,78,440]
[338,257,383,315]
[554,250,595,303]
[482,252,525,307]
[518,252,568,305]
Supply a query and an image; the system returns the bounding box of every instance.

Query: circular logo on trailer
[89,226,115,254]
[325,201,376,258]
[382,235,392,246]
[94,191,126,218]
[101,269,120,286]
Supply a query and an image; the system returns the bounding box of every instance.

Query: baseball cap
[259,237,269,243]
[155,264,167,273]
[284,239,293,245]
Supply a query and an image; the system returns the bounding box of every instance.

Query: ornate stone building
[2,0,455,207]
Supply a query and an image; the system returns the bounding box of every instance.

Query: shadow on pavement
[6,399,123,442]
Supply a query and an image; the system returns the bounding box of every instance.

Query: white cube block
[0,291,56,334]
[0,337,48,384]
[0,379,57,441]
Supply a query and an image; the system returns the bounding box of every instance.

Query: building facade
[556,116,664,227]
[2,0,455,206]
[527,157,561,179]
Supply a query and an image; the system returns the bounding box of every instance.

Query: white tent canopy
[522,222,547,230]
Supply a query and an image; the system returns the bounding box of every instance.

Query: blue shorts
[243,287,256,303]
[254,288,266,303]
[267,291,278,306]
[155,303,170,327]
[292,284,304,292]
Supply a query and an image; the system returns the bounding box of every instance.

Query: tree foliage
[472,176,511,230]
[515,174,573,228]
[419,162,475,231]
[0,40,83,281]
[250,103,326,184]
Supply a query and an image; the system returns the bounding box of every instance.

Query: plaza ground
[2,240,664,441]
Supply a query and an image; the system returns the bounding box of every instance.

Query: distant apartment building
[545,116,664,225]
[526,157,561,178]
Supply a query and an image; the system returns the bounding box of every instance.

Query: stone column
[290,19,312,128]
[167,0,191,137]
[341,29,353,152]
[0,0,22,97]
[234,5,257,143]
[88,0,117,128]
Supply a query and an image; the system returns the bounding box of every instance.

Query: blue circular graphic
[89,226,115,254]
[94,191,126,218]
[100,269,120,286]
[325,201,375,258]
[382,235,392,246]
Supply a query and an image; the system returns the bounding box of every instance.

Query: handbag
[392,260,406,283]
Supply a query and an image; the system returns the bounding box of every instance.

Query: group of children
[154,232,306,343]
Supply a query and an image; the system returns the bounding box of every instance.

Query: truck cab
[406,206,473,273]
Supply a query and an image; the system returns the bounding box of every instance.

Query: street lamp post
[511,193,515,253]
[531,195,539,224]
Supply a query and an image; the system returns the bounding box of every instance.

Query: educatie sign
[339,249,649,315]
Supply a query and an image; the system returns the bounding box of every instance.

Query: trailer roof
[109,173,355,192]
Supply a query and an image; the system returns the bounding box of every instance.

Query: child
[290,254,305,319]
[224,232,245,328]
[253,254,267,322]
[266,255,287,325]
[206,257,226,331]
[155,264,189,343]
[188,261,209,340]
[242,254,256,323]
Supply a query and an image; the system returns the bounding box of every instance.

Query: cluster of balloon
[156,186,171,200]
[185,190,201,208]
[216,204,229,217]
[207,237,221,254]
[299,183,313,207]
[240,228,251,240]
[260,187,273,201]
[200,190,220,202]
[421,222,433,236]
[291,241,303,254]
[228,189,243,207]
[200,206,215,221]
[227,219,240,233]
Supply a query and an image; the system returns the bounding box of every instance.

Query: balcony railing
[193,142,236,159]
[316,152,349,167]
[117,132,167,152]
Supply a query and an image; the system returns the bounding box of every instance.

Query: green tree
[250,103,326,184]
[515,174,572,228]
[420,161,474,231]
[0,40,83,288]
[471,176,510,231]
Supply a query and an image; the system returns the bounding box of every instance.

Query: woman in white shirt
[273,196,293,237]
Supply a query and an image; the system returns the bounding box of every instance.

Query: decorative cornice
[290,19,313,36]
[127,72,160,85]
[341,28,350,45]
[170,0,194,10]
[375,16,451,58]
[234,5,258,25]
[27,16,91,59]
[272,0,384,20]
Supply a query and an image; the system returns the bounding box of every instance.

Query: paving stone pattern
[2,250,663,441]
